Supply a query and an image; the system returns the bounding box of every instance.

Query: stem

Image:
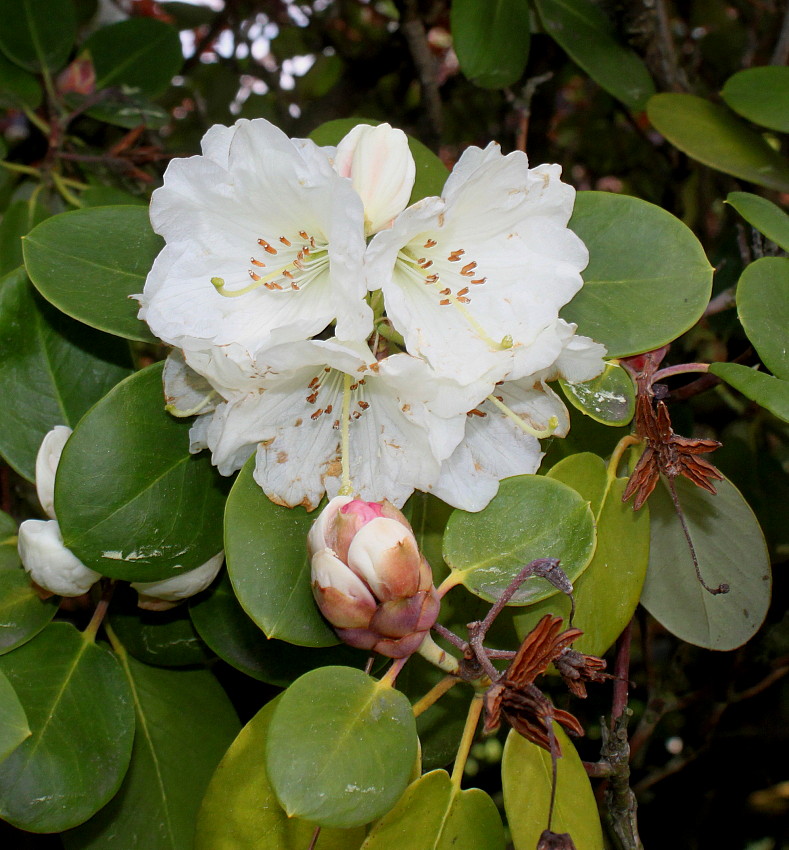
[21,103,50,136]
[652,363,710,382]
[412,675,459,717]
[436,572,463,598]
[450,694,483,789]
[486,394,558,439]
[306,826,321,850]
[607,434,641,480]
[0,161,41,177]
[51,171,83,207]
[378,656,409,688]
[611,620,633,727]
[416,634,461,675]
[83,579,116,642]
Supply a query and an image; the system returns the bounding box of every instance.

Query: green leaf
[563,191,713,357]
[0,49,41,109]
[23,206,162,342]
[361,769,505,849]
[450,0,530,89]
[0,508,20,570]
[641,476,771,650]
[189,571,365,685]
[63,650,240,850]
[726,192,789,253]
[736,256,789,380]
[84,92,170,130]
[0,197,50,277]
[721,66,789,133]
[535,0,655,111]
[559,362,635,426]
[0,0,76,73]
[0,669,30,764]
[225,455,336,647]
[709,362,789,422]
[267,666,418,828]
[55,362,227,581]
[84,18,182,97]
[515,452,649,656]
[195,696,365,850]
[80,186,147,207]
[503,725,604,850]
[647,93,789,193]
[0,623,135,832]
[442,475,596,605]
[0,568,59,655]
[0,268,133,481]
[309,118,449,203]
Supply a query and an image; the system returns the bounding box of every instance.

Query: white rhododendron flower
[34,425,72,520]
[18,519,101,597]
[131,551,225,607]
[365,143,589,384]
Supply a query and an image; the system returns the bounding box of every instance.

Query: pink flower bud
[310,496,440,658]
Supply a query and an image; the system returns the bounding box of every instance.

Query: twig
[771,0,789,65]
[611,621,633,726]
[602,710,643,850]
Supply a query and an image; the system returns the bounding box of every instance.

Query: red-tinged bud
[309,496,440,658]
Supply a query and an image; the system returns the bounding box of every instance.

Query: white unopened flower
[34,425,72,520]
[131,551,224,608]
[18,519,101,597]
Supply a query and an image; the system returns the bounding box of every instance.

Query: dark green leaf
[0,670,29,764]
[559,362,635,426]
[0,623,135,832]
[721,66,789,133]
[0,508,20,570]
[267,666,418,828]
[80,187,147,208]
[0,197,50,277]
[23,206,161,342]
[709,362,789,422]
[85,92,170,130]
[0,49,41,109]
[647,93,789,193]
[0,268,133,481]
[563,191,713,357]
[736,256,789,380]
[0,568,59,655]
[0,0,76,73]
[726,192,789,252]
[55,362,227,581]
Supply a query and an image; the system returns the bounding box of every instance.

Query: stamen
[257,239,278,255]
[448,249,465,261]
[251,258,265,267]
[467,408,487,417]
[299,230,309,239]
[279,236,291,246]
[248,271,261,281]
[460,261,477,276]
[486,394,559,439]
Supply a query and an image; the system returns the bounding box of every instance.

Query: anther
[468,408,487,417]
[248,271,261,281]
[307,391,319,404]
[311,408,323,420]
[439,288,451,296]
[251,258,265,267]
[279,236,291,246]
[457,287,469,296]
[325,404,333,414]
[440,298,451,305]
[309,377,320,389]
[420,260,433,269]
[424,239,437,248]
[257,239,278,255]
[471,277,486,285]
[426,274,439,282]
[448,249,464,261]
[460,262,477,276]
[457,296,471,303]
[299,230,309,239]
[358,400,370,410]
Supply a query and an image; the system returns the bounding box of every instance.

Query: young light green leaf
[451,0,530,89]
[503,725,604,850]
[0,623,135,833]
[647,93,789,193]
[736,256,789,380]
[709,363,789,423]
[0,0,76,73]
[641,476,771,650]
[0,568,59,655]
[23,206,161,342]
[0,669,30,764]
[267,666,418,828]
[55,362,227,582]
[563,191,713,357]
[442,475,596,605]
[560,362,635,427]
[726,192,789,253]
[721,66,789,133]
[224,455,336,647]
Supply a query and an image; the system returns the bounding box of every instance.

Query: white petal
[311,547,376,606]
[18,519,101,596]
[131,552,224,602]
[163,349,217,418]
[34,426,72,520]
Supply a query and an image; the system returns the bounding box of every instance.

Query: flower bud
[18,519,101,597]
[131,551,225,610]
[309,496,439,658]
[35,426,72,520]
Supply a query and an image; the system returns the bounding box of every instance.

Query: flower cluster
[138,120,606,511]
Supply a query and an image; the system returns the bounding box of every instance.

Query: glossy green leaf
[84,18,182,97]
[361,769,505,849]
[451,0,530,89]
[0,669,29,764]
[55,362,227,581]
[563,191,713,357]
[721,66,789,133]
[726,192,789,252]
[709,362,789,422]
[225,455,336,646]
[0,508,20,570]
[189,571,364,685]
[267,666,418,828]
[23,206,161,342]
[85,92,171,130]
[310,118,448,203]
[647,93,789,193]
[0,268,133,481]
[503,725,604,850]
[80,187,147,208]
[63,650,240,850]
[0,623,135,832]
[641,476,771,650]
[0,568,59,655]
[0,49,41,109]
[195,697,365,850]
[0,198,50,276]
[515,452,649,656]
[736,256,789,380]
[442,475,596,605]
[535,0,654,111]
[0,0,76,73]
[560,362,635,426]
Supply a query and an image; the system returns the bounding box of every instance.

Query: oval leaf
[0,568,59,655]
[23,206,162,342]
[503,725,605,850]
[721,66,789,133]
[442,475,596,605]
[0,623,135,832]
[0,670,30,764]
[726,192,789,253]
[0,268,133,480]
[55,362,227,581]
[195,697,365,850]
[0,0,76,73]
[647,93,789,193]
[709,362,789,422]
[225,455,336,647]
[563,191,713,357]
[641,476,771,650]
[560,362,635,426]
[535,0,655,111]
[266,666,418,828]
[451,0,530,89]
[736,256,789,380]
[0,50,42,109]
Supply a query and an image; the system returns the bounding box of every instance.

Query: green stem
[412,675,460,717]
[450,694,483,789]
[416,633,461,675]
[0,161,41,177]
[607,434,641,481]
[51,170,83,207]
[82,579,116,643]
